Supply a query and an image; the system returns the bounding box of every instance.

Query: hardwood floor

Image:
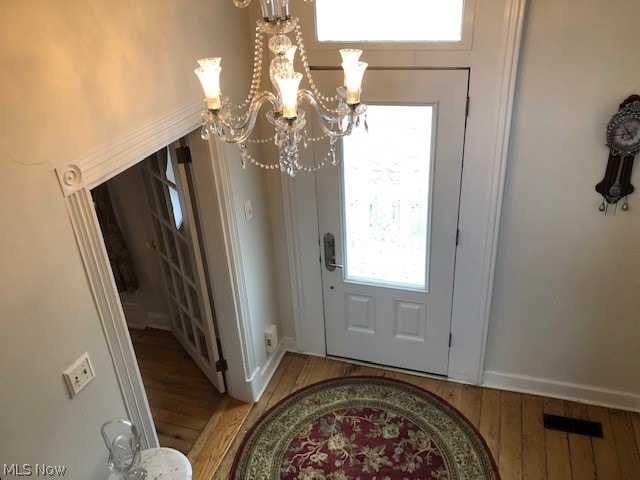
[128,336,640,479]
[205,353,640,480]
[129,328,233,455]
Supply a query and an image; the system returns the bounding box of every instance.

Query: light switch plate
[244,200,253,221]
[63,352,95,397]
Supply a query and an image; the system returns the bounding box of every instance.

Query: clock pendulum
[596,94,640,214]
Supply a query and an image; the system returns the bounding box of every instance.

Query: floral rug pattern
[231,377,499,480]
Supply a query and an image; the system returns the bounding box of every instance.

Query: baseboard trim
[283,336,298,352]
[483,370,640,412]
[146,313,170,331]
[126,322,147,330]
[249,340,287,402]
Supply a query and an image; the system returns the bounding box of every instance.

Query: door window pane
[316,0,465,42]
[166,149,184,229]
[342,105,433,289]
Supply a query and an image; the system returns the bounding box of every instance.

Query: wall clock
[596,94,640,213]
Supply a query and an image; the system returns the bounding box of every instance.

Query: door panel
[315,69,468,375]
[140,144,225,392]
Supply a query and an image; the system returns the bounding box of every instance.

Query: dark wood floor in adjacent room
[129,328,229,455]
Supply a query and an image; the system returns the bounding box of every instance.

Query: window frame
[296,0,477,51]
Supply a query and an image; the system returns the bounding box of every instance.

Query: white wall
[106,166,171,330]
[485,0,640,408]
[0,0,257,476]
[227,141,284,377]
[0,159,128,478]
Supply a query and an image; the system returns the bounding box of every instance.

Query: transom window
[315,0,465,43]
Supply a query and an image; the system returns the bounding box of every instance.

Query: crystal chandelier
[194,0,368,177]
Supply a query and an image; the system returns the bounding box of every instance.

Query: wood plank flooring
[205,353,640,480]
[130,328,231,455]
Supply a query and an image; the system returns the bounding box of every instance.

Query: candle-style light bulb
[339,49,363,87]
[195,57,223,110]
[339,49,362,65]
[342,61,367,105]
[285,45,298,65]
[275,72,303,119]
[198,57,221,69]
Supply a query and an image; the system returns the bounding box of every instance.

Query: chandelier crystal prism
[194,0,368,177]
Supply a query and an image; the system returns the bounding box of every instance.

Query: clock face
[607,112,640,155]
[612,118,640,148]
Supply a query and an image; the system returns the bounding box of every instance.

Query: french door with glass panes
[314,69,468,375]
[140,142,225,392]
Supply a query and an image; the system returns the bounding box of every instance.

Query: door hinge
[456,229,460,246]
[449,333,452,348]
[175,145,192,164]
[465,96,470,117]
[215,358,228,372]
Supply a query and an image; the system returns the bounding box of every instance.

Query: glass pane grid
[163,225,179,265]
[179,240,194,282]
[169,298,183,334]
[150,211,188,242]
[197,327,210,362]
[342,105,433,289]
[140,167,158,214]
[150,218,165,254]
[160,260,175,296]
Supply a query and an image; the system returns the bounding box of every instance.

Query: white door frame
[281,0,527,384]
[55,101,259,448]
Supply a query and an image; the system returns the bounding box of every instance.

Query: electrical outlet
[244,200,253,221]
[63,352,95,397]
[265,324,278,354]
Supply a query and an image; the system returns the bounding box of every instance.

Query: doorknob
[323,233,344,271]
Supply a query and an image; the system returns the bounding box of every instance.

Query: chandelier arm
[298,90,356,138]
[210,91,280,143]
[297,90,341,122]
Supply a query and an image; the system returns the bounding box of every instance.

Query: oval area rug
[231,376,499,480]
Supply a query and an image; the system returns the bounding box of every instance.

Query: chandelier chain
[228,26,265,122]
[239,141,334,172]
[294,25,340,113]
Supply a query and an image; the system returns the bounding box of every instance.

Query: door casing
[277,0,528,384]
[56,102,265,448]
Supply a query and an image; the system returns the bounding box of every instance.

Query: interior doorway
[91,135,226,454]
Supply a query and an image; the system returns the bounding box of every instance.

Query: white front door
[140,141,226,392]
[315,69,468,375]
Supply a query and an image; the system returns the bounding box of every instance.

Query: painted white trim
[283,336,298,352]
[56,103,205,448]
[209,140,258,380]
[447,0,528,384]
[146,313,171,331]
[57,100,260,445]
[64,190,158,448]
[483,370,640,413]
[283,0,529,384]
[472,0,527,384]
[281,178,308,352]
[55,101,203,195]
[249,339,287,401]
